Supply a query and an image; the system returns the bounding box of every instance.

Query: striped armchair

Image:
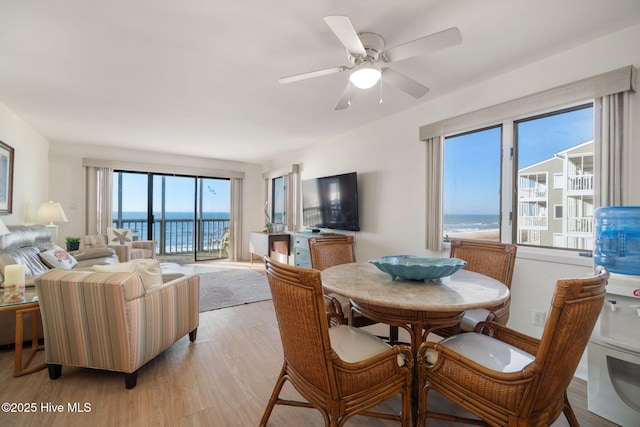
[34,269,199,388]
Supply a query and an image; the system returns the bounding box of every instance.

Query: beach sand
[445,229,500,241]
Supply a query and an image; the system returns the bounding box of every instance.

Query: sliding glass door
[152,175,196,261]
[113,171,230,262]
[197,177,231,261]
[112,172,150,242]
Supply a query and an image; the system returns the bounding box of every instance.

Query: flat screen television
[302,172,360,231]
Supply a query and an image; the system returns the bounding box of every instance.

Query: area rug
[198,269,271,312]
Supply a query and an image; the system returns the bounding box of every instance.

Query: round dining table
[322,262,509,337]
[321,261,510,426]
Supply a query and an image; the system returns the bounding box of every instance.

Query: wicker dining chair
[433,239,517,338]
[417,267,609,427]
[260,257,412,427]
[308,235,378,328]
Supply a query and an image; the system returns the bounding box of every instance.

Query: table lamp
[35,201,68,243]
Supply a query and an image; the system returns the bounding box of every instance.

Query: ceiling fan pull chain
[379,76,383,104]
[348,80,352,106]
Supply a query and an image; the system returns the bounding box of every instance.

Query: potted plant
[265,222,274,233]
[65,236,81,252]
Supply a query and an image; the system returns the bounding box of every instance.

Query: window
[421,67,633,253]
[113,171,231,262]
[443,127,502,242]
[554,204,563,219]
[271,175,288,227]
[553,173,564,189]
[515,104,594,250]
[441,104,594,251]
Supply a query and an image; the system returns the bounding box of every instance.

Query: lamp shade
[349,62,382,89]
[35,201,68,224]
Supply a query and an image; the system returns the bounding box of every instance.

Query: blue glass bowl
[369,255,467,281]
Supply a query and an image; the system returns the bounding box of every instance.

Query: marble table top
[321,262,509,312]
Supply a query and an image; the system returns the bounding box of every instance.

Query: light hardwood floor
[0,264,619,426]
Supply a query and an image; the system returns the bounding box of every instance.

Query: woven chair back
[449,239,517,288]
[529,268,607,415]
[308,236,356,271]
[264,257,333,395]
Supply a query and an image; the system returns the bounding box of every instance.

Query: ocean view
[113,211,230,252]
[114,211,230,220]
[113,212,499,249]
[443,214,500,236]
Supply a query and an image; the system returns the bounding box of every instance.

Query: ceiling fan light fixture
[349,62,381,89]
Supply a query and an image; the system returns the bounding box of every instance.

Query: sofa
[0,225,120,347]
[34,268,199,388]
[83,230,156,263]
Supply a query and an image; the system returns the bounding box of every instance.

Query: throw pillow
[93,259,163,290]
[39,245,79,270]
[107,227,133,247]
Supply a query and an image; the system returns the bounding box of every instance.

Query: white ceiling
[1,0,639,164]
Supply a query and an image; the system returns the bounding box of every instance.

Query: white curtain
[425,136,444,252]
[594,91,630,207]
[229,177,243,261]
[287,164,300,231]
[85,166,112,235]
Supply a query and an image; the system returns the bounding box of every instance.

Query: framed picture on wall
[0,141,14,214]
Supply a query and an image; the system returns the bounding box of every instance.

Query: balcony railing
[567,174,594,192]
[518,215,548,229]
[518,188,547,199]
[113,217,230,255]
[566,216,594,234]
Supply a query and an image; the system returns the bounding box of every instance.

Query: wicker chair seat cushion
[329,325,404,366]
[427,333,534,373]
[459,308,491,331]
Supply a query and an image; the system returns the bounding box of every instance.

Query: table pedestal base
[351,301,464,427]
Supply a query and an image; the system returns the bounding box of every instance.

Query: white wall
[0,102,49,226]
[48,142,264,259]
[267,23,640,377]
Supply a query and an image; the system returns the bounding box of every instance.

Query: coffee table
[0,287,46,377]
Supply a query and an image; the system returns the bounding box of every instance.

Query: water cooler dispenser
[588,207,640,426]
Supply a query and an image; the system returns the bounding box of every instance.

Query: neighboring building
[517,140,594,250]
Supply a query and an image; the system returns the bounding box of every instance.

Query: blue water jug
[594,206,640,275]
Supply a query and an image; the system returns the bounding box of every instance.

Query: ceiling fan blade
[382,68,429,98]
[279,66,347,84]
[334,83,353,110]
[324,15,366,56]
[383,27,462,63]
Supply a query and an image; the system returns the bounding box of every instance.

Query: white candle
[5,264,26,286]
[3,264,26,303]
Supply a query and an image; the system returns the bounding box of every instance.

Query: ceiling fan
[279,15,462,110]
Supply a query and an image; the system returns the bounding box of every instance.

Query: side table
[0,288,46,377]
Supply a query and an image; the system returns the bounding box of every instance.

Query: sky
[113,173,231,213]
[443,105,593,216]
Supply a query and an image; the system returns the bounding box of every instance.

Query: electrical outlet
[532,310,547,326]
